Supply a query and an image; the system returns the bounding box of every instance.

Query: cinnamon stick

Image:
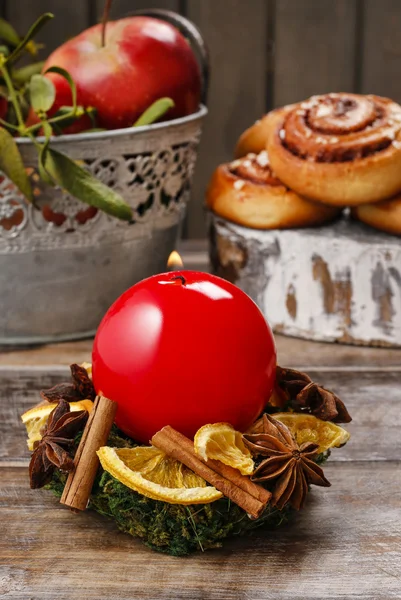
[171,429,271,505]
[61,395,117,511]
[152,426,269,519]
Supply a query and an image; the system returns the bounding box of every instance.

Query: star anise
[70,363,96,399]
[41,363,96,403]
[243,414,331,510]
[29,399,88,489]
[276,366,352,423]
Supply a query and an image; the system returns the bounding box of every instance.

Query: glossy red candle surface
[92,271,276,443]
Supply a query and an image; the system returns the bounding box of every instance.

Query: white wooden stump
[209,214,401,347]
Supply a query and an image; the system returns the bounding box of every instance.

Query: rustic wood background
[4,0,401,238]
[1,245,401,598]
[2,330,401,598]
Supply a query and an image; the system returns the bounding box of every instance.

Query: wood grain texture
[1,463,400,599]
[0,368,68,464]
[2,334,401,368]
[2,367,400,464]
[2,328,401,597]
[1,5,401,596]
[210,216,401,347]
[185,0,270,238]
[361,0,401,103]
[6,0,90,56]
[94,0,180,21]
[1,231,401,365]
[274,0,357,106]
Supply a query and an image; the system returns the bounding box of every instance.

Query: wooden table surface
[1,245,401,600]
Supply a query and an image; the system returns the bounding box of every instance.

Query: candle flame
[167,250,184,269]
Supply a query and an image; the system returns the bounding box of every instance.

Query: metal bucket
[0,10,209,345]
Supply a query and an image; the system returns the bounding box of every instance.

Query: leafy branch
[0,12,175,221]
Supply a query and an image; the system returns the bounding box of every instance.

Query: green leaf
[38,141,54,185]
[0,128,32,200]
[49,105,85,128]
[0,117,19,132]
[29,74,55,113]
[12,61,45,85]
[133,98,175,127]
[42,121,53,139]
[43,148,132,221]
[7,13,54,64]
[53,106,75,116]
[45,66,77,108]
[24,41,44,59]
[0,45,10,56]
[0,18,20,47]
[86,106,97,129]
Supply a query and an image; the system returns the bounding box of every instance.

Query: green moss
[88,471,292,555]
[315,449,331,465]
[47,426,293,555]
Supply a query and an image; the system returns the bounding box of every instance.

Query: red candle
[92,270,276,443]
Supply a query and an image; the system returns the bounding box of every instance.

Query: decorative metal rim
[15,105,208,145]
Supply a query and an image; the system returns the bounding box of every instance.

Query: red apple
[42,16,201,130]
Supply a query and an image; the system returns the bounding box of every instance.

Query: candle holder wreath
[22,270,352,555]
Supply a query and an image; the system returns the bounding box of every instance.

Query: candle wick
[171,275,186,286]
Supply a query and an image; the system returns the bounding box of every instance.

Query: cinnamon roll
[351,196,401,236]
[266,93,401,206]
[234,114,273,158]
[206,151,340,229]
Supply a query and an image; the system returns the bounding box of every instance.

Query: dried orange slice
[21,400,93,451]
[194,423,254,475]
[97,446,223,505]
[272,413,350,453]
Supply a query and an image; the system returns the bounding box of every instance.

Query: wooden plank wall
[3,0,401,237]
